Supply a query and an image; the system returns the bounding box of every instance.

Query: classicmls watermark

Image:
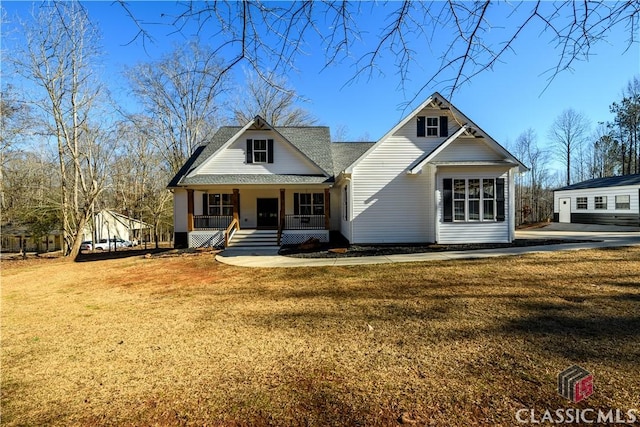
[515,365,639,424]
[516,408,639,424]
[558,365,593,403]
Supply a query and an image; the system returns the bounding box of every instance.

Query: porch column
[279,189,286,231]
[324,188,331,230]
[232,188,240,224]
[187,189,194,231]
[278,189,285,245]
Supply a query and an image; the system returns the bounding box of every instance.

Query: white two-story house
[168,92,527,248]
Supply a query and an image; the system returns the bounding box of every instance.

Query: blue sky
[2,1,639,174]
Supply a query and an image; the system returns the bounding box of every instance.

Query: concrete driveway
[216,223,639,268]
[516,222,640,240]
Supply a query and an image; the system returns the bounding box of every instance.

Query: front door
[257,198,279,228]
[558,197,571,223]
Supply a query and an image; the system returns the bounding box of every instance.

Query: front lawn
[2,248,639,426]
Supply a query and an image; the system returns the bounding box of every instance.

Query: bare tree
[549,109,590,186]
[589,124,620,178]
[331,124,351,142]
[126,41,229,175]
[117,1,640,100]
[12,2,114,259]
[106,116,172,248]
[0,85,33,215]
[233,70,316,126]
[514,129,551,223]
[610,77,640,175]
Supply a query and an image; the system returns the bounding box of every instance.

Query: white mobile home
[553,175,640,226]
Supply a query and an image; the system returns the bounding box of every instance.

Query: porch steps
[227,229,280,249]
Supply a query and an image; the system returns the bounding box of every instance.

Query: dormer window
[246,138,274,164]
[426,117,439,136]
[417,116,449,138]
[253,139,268,163]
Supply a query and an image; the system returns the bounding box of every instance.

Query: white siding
[432,137,502,162]
[173,189,188,233]
[92,213,128,241]
[436,167,512,244]
[349,103,515,244]
[350,109,449,243]
[196,130,324,175]
[554,185,640,214]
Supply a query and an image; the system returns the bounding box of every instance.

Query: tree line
[1,2,314,258]
[511,77,640,225]
[1,2,639,256]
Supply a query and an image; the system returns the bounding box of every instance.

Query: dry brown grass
[2,248,639,426]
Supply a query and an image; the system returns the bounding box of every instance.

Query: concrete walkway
[215,224,640,268]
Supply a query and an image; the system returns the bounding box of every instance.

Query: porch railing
[193,215,233,230]
[225,218,239,247]
[284,214,326,230]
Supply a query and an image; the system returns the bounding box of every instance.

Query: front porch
[180,187,332,248]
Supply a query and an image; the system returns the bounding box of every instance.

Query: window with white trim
[253,139,267,163]
[451,178,498,222]
[208,193,233,216]
[595,196,607,209]
[615,195,630,209]
[295,193,324,215]
[453,179,466,221]
[482,179,495,220]
[468,179,480,221]
[576,197,587,210]
[426,117,439,136]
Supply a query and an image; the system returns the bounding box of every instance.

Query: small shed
[553,174,640,226]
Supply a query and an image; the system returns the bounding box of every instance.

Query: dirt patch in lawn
[279,238,599,258]
[2,247,639,426]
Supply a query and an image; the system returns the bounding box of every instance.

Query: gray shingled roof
[556,174,640,191]
[331,142,375,175]
[277,127,333,174]
[179,174,333,185]
[168,125,335,187]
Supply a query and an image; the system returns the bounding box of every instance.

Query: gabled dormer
[184,116,331,179]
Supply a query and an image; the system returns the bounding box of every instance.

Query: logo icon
[558,365,593,402]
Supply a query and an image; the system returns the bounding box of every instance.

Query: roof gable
[189,116,330,177]
[346,92,527,173]
[168,117,334,187]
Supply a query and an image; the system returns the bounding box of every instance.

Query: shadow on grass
[234,267,640,364]
[74,247,174,262]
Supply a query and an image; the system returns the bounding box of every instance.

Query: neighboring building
[0,224,63,253]
[168,92,528,248]
[83,210,151,243]
[553,174,640,226]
